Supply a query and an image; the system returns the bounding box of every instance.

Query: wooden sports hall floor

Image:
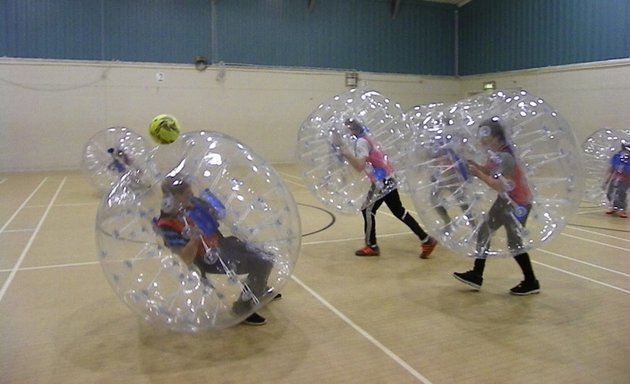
[1,164,629,384]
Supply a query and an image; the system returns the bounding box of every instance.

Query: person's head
[478,118,507,150]
[161,175,194,212]
[344,118,366,137]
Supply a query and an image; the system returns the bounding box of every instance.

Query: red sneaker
[619,212,628,218]
[420,237,437,259]
[606,208,616,215]
[355,245,380,256]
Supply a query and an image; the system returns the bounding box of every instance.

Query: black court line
[297,202,337,237]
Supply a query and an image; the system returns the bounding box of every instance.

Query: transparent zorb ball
[582,128,630,205]
[296,88,412,214]
[405,90,583,258]
[82,127,154,194]
[96,131,301,331]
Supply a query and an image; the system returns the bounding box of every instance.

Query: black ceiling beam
[390,0,401,19]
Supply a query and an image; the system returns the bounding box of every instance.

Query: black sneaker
[232,299,253,316]
[242,312,267,326]
[453,270,483,290]
[273,293,282,301]
[510,280,540,296]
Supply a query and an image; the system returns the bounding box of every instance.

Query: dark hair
[344,118,363,132]
[161,176,191,195]
[479,118,506,143]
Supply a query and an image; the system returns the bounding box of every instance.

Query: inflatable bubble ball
[95,131,302,331]
[82,126,155,194]
[582,128,630,206]
[296,88,412,214]
[404,89,584,258]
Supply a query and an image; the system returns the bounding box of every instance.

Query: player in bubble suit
[154,175,279,326]
[604,141,630,218]
[334,118,437,258]
[453,118,540,295]
[429,145,473,233]
[107,147,132,173]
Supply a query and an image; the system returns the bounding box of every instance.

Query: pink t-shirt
[485,147,532,205]
[354,135,394,182]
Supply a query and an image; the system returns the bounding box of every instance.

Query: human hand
[331,130,343,146]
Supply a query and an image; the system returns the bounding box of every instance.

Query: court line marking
[0,178,66,303]
[0,261,100,272]
[559,232,630,251]
[565,225,630,243]
[281,177,307,188]
[1,169,625,380]
[0,178,48,233]
[536,248,630,278]
[2,228,35,233]
[27,202,97,208]
[291,275,433,384]
[532,259,630,295]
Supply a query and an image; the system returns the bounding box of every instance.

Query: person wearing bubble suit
[453,118,540,295]
[428,136,473,233]
[334,118,438,258]
[604,140,630,218]
[82,126,153,194]
[107,147,132,173]
[154,174,278,325]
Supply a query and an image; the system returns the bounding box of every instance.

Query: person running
[335,118,437,258]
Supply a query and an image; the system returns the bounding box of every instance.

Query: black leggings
[476,196,530,256]
[362,186,428,247]
[472,197,536,281]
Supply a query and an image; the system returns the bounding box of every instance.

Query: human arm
[158,224,201,266]
[603,167,613,188]
[340,148,367,172]
[173,235,201,266]
[603,154,620,187]
[338,138,369,172]
[468,153,515,193]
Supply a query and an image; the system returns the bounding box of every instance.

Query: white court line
[303,231,409,246]
[532,260,630,295]
[29,202,97,208]
[291,275,433,384]
[566,225,630,243]
[0,178,7,184]
[0,251,432,383]
[2,228,35,234]
[0,260,99,273]
[537,248,630,278]
[282,177,308,188]
[302,233,630,293]
[278,171,302,182]
[576,207,606,215]
[0,178,66,303]
[1,178,48,233]
[560,232,630,252]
